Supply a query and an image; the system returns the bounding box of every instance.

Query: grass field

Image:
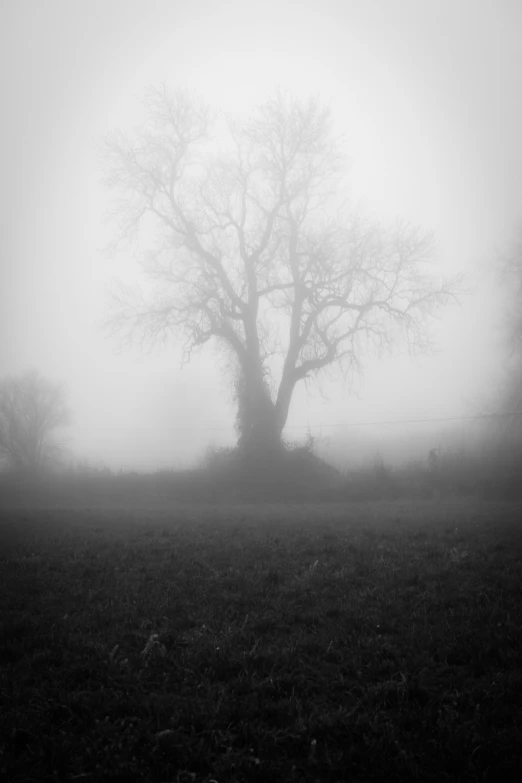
[1,500,522,782]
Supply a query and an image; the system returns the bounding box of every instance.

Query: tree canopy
[0,370,70,474]
[103,88,459,458]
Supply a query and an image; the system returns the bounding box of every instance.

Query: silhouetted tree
[0,370,70,474]
[103,87,460,460]
[492,223,522,449]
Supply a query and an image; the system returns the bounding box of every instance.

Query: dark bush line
[1,446,521,508]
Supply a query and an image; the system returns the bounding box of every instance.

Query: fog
[2,0,521,472]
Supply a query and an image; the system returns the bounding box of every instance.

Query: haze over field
[2,0,522,471]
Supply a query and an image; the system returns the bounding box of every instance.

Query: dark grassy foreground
[1,501,522,783]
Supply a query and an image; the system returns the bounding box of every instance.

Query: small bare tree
[487,223,522,451]
[0,370,70,474]
[103,87,460,460]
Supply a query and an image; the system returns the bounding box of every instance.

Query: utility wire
[286,412,522,430]
[171,411,522,433]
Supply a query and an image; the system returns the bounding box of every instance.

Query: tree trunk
[235,361,284,463]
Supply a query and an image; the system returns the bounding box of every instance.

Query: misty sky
[1,0,522,470]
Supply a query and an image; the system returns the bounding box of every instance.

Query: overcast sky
[1,0,521,470]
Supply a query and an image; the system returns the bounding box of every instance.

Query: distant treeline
[0,441,520,508]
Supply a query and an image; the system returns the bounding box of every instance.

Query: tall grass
[1,500,521,781]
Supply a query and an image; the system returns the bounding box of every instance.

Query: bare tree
[0,370,70,474]
[493,223,522,445]
[103,87,460,459]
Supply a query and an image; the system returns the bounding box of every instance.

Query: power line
[171,411,522,433]
[286,412,522,430]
